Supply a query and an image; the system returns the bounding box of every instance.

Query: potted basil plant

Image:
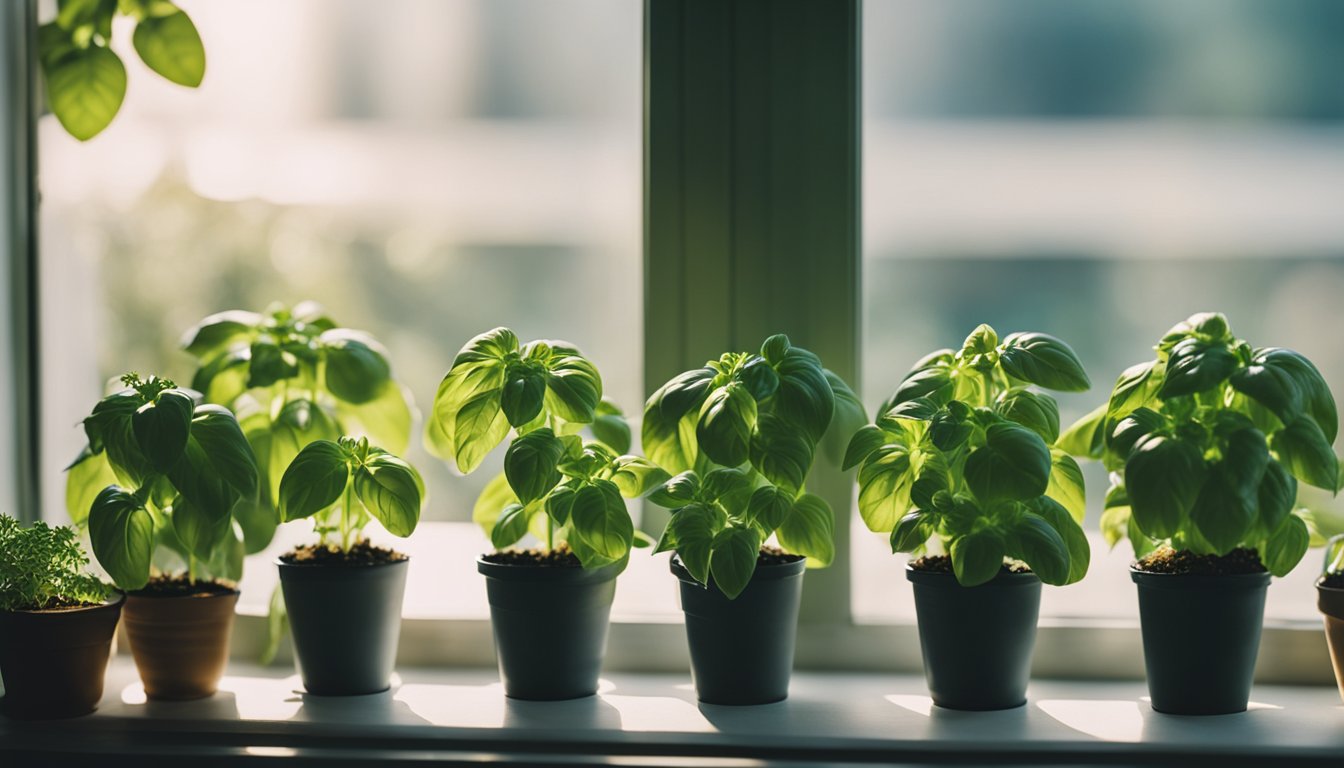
[66,373,262,700]
[427,328,667,700]
[848,325,1091,710]
[1062,312,1340,715]
[276,436,424,695]
[0,516,119,719]
[1319,535,1344,702]
[643,333,865,705]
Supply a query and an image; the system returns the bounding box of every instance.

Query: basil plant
[642,334,866,599]
[278,436,424,551]
[181,302,413,555]
[1061,312,1341,576]
[426,328,667,567]
[66,373,261,590]
[847,325,1092,587]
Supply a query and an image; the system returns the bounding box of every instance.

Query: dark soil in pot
[1131,548,1270,715]
[1315,576,1344,703]
[478,548,623,701]
[123,576,239,701]
[0,592,124,719]
[278,541,409,696]
[906,556,1041,711]
[673,549,806,706]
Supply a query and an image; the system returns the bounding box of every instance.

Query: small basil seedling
[850,325,1092,587]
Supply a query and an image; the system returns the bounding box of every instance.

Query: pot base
[0,595,124,719]
[123,589,239,701]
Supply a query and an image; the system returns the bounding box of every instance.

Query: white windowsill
[3,659,1342,765]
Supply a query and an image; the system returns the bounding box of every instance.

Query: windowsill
[4,659,1342,765]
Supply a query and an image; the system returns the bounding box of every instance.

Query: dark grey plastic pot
[277,557,408,696]
[907,566,1041,711]
[673,555,806,706]
[478,557,623,701]
[1131,567,1270,715]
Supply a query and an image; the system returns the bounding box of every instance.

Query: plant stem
[187,553,197,585]
[341,482,355,553]
[546,515,554,553]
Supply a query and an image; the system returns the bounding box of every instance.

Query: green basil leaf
[648,470,700,508]
[1258,349,1336,443]
[42,44,126,141]
[1272,415,1339,490]
[131,9,205,87]
[609,456,671,498]
[590,399,632,454]
[354,453,422,538]
[1124,434,1205,540]
[490,503,530,549]
[170,495,232,561]
[500,362,547,428]
[928,402,974,452]
[1046,449,1087,523]
[263,399,339,503]
[320,330,392,405]
[843,425,888,471]
[1157,337,1238,399]
[544,353,603,424]
[453,327,519,366]
[909,452,952,511]
[883,364,954,411]
[1106,406,1166,462]
[964,423,1051,505]
[180,404,259,500]
[1009,512,1069,586]
[776,493,834,567]
[997,332,1090,392]
[749,412,815,494]
[1190,464,1256,554]
[65,446,117,526]
[1262,514,1309,578]
[85,390,151,487]
[1027,496,1090,584]
[696,382,757,467]
[950,528,1005,587]
[248,340,299,389]
[1100,487,1130,549]
[181,310,260,359]
[1106,361,1162,420]
[857,446,915,532]
[1058,403,1106,460]
[701,467,756,512]
[760,334,791,365]
[503,428,565,505]
[336,381,413,455]
[190,345,250,406]
[233,496,278,555]
[821,368,868,464]
[772,346,835,443]
[202,523,244,583]
[740,356,780,401]
[278,441,350,522]
[472,472,519,534]
[570,480,633,562]
[649,367,717,423]
[453,388,510,474]
[709,526,762,600]
[994,388,1060,444]
[426,359,505,460]
[664,503,722,581]
[641,403,700,474]
[1257,459,1297,535]
[890,511,931,553]
[89,486,154,591]
[546,485,576,525]
[746,485,794,531]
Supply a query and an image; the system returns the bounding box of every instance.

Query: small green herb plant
[39,0,206,141]
[277,436,425,551]
[426,328,666,567]
[66,373,261,590]
[847,325,1092,587]
[1061,312,1341,576]
[0,515,110,611]
[181,302,413,555]
[641,334,866,599]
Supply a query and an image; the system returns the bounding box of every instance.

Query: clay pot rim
[1,590,125,616]
[125,584,241,600]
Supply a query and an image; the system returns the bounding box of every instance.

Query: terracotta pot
[0,593,124,719]
[1316,580,1344,702]
[122,588,239,700]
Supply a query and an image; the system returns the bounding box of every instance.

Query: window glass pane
[38,0,653,618]
[859,0,1344,623]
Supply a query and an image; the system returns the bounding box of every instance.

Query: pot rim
[125,583,242,600]
[669,552,807,585]
[1129,565,1272,589]
[477,555,626,583]
[1,589,126,616]
[903,563,1041,587]
[275,553,410,569]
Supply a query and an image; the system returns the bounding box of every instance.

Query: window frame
[3,0,1333,685]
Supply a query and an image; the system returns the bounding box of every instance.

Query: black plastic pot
[278,557,408,696]
[478,557,623,700]
[0,593,124,719]
[1131,567,1270,715]
[673,555,806,706]
[907,566,1041,711]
